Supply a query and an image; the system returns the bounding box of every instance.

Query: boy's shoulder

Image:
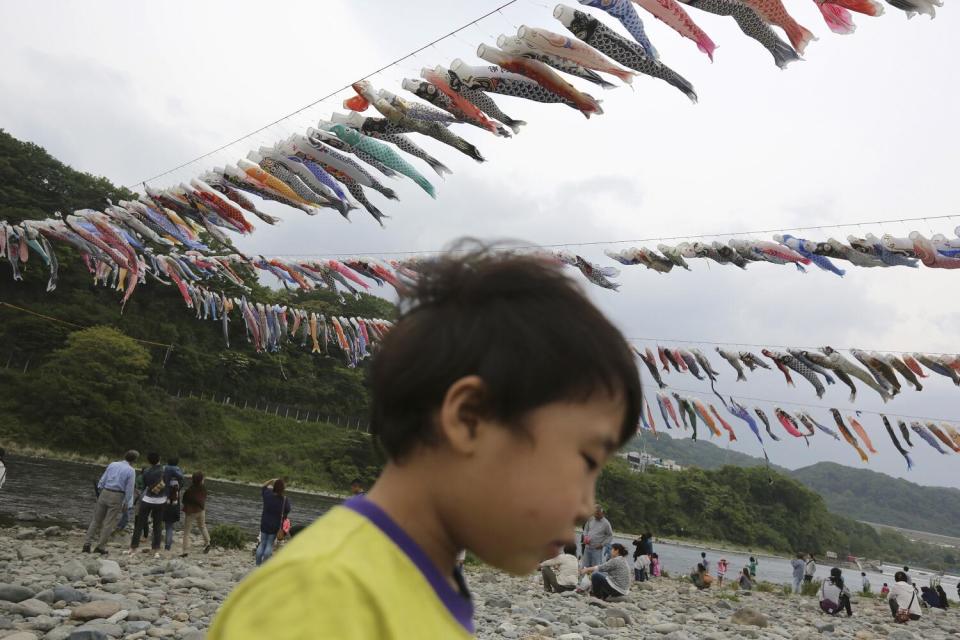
[210,502,475,640]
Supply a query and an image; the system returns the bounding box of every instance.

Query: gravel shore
[0,526,957,639]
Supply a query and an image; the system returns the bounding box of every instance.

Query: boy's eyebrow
[586,435,619,454]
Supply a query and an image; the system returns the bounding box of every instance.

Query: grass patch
[210,524,248,550]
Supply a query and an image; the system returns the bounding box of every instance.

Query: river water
[2,455,956,600]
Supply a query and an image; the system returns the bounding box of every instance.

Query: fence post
[244,400,248,409]
[285,407,290,418]
[177,389,181,398]
[22,359,30,374]
[275,405,280,416]
[295,409,300,421]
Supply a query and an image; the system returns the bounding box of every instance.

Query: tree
[30,325,154,450]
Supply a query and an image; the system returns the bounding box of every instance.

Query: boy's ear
[438,375,488,454]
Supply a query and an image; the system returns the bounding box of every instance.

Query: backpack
[142,465,165,496]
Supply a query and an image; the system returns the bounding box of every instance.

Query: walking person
[820,567,853,617]
[128,452,166,556]
[162,457,185,552]
[748,556,758,578]
[255,478,291,566]
[539,543,579,593]
[804,554,817,584]
[581,543,632,600]
[84,450,138,554]
[181,472,211,556]
[861,572,871,595]
[581,505,612,568]
[791,553,805,594]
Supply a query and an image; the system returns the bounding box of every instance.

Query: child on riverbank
[209,242,643,639]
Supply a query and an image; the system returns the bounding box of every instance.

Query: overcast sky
[2,1,958,488]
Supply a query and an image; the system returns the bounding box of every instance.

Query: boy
[209,244,642,639]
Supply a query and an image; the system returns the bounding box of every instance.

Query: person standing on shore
[129,452,166,556]
[84,450,138,554]
[861,571,871,595]
[700,551,711,575]
[716,558,728,588]
[539,543,579,593]
[634,550,651,582]
[791,553,805,594]
[255,478,291,566]
[650,553,661,578]
[804,554,817,584]
[181,472,211,556]
[902,566,912,585]
[748,556,758,578]
[206,247,644,639]
[582,505,613,567]
[581,543,632,600]
[162,457,185,553]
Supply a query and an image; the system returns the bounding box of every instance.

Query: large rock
[731,607,769,628]
[70,600,122,621]
[16,546,46,561]
[127,607,160,622]
[11,598,53,617]
[60,560,89,582]
[653,623,682,634]
[54,585,90,603]
[68,631,108,640]
[97,560,122,582]
[3,632,41,640]
[0,583,35,602]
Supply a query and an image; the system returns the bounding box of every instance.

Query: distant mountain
[790,462,960,538]
[626,431,786,473]
[625,434,960,538]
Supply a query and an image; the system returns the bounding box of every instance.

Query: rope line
[123,0,520,189]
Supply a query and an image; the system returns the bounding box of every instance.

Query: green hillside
[791,462,960,538]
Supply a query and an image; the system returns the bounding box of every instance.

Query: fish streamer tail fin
[770,37,802,68]
[414,175,437,199]
[829,0,885,14]
[664,68,698,104]
[786,22,818,55]
[817,3,858,33]
[503,117,527,134]
[425,157,452,178]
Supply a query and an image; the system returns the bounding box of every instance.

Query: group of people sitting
[821,567,951,624]
[690,552,758,591]
[539,542,635,600]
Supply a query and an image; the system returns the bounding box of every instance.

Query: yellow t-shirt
[208,497,475,640]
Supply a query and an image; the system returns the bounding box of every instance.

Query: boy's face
[447,393,625,575]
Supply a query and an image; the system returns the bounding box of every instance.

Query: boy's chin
[485,547,560,576]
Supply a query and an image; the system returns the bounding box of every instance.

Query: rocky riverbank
[0,526,958,640]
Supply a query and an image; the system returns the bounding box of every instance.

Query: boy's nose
[576,492,595,524]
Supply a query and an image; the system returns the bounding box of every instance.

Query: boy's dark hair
[124,450,139,463]
[370,242,642,460]
[147,452,160,465]
[611,543,628,557]
[167,456,179,466]
[563,543,578,556]
[701,552,707,558]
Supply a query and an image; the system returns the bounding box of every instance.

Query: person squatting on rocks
[888,571,923,623]
[181,471,211,556]
[580,543,632,600]
[539,543,579,593]
[819,567,853,617]
[691,563,713,590]
[207,244,644,639]
[582,505,613,567]
[84,449,138,554]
